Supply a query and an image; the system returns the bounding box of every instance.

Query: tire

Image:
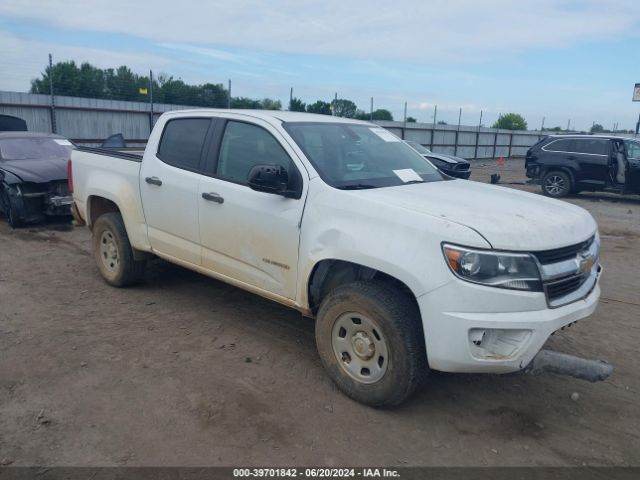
[542,170,572,198]
[92,212,145,287]
[315,281,427,407]
[0,186,24,228]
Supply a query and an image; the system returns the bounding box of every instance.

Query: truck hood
[361,180,596,251]
[0,157,67,183]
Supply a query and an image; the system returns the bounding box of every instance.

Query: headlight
[442,244,542,291]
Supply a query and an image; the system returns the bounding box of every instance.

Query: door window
[573,139,609,156]
[217,121,293,184]
[624,140,640,160]
[544,139,574,153]
[157,118,211,171]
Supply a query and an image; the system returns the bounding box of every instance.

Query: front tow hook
[525,349,613,382]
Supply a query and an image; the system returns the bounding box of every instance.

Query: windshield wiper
[336,184,377,190]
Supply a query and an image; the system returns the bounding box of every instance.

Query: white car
[69,110,604,406]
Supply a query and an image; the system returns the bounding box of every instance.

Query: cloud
[0,31,170,91]
[1,0,639,63]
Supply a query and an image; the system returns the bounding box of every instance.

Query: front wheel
[542,171,572,198]
[92,212,145,287]
[315,281,427,407]
[0,186,24,228]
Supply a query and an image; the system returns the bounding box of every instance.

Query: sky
[0,0,639,131]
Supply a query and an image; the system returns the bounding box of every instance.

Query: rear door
[197,118,307,300]
[140,117,214,265]
[572,138,610,184]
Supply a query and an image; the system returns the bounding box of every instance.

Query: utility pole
[228,80,231,109]
[567,119,571,131]
[541,116,545,131]
[333,92,337,116]
[370,97,373,121]
[433,105,438,126]
[149,70,154,133]
[289,87,293,109]
[48,53,57,134]
[402,101,407,139]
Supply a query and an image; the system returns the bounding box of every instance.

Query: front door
[198,118,307,300]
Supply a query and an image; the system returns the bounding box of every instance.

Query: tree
[289,97,306,112]
[331,98,357,118]
[371,109,393,121]
[492,113,528,130]
[406,116,417,123]
[306,100,332,115]
[231,97,262,109]
[437,120,447,125]
[590,123,605,133]
[260,98,282,110]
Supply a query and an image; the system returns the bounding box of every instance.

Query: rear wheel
[542,171,572,198]
[0,187,23,228]
[92,212,145,287]
[315,281,427,407]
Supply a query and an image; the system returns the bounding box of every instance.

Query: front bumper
[417,268,601,374]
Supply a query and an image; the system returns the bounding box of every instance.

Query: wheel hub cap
[331,312,389,384]
[99,230,119,273]
[352,331,375,360]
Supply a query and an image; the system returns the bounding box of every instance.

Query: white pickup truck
[69,110,606,406]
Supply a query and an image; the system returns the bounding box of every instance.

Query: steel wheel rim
[99,230,120,273]
[545,175,566,195]
[331,312,389,384]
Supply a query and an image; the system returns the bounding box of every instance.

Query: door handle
[202,192,224,204]
[145,176,162,186]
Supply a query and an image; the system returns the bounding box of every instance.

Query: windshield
[0,138,72,161]
[405,141,432,155]
[284,122,444,189]
[624,140,640,160]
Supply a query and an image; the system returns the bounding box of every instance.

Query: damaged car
[0,132,74,227]
[404,140,471,179]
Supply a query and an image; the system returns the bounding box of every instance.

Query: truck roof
[160,109,373,125]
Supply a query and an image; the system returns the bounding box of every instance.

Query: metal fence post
[508,132,513,158]
[48,53,57,134]
[492,129,498,159]
[454,108,461,156]
[474,110,482,160]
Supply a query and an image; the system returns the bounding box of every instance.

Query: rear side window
[216,121,292,184]
[157,118,211,171]
[544,139,574,153]
[573,139,609,155]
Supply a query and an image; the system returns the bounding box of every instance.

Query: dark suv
[526,135,640,197]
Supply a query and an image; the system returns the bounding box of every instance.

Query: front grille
[545,274,587,301]
[533,236,594,264]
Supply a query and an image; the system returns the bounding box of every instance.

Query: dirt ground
[1,158,639,467]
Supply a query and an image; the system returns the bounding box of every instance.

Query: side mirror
[247,164,289,195]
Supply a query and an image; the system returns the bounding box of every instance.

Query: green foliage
[231,97,281,110]
[437,120,447,125]
[543,126,564,132]
[406,116,417,123]
[306,100,332,115]
[492,113,528,130]
[590,123,605,133]
[289,97,306,112]
[371,109,393,121]
[331,98,358,118]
